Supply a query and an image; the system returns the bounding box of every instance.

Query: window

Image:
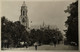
[22,18,25,22]
[23,11,25,15]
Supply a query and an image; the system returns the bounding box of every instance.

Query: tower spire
[22,1,26,6]
[43,21,44,27]
[43,21,45,27]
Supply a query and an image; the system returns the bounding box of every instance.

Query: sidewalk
[2,44,78,50]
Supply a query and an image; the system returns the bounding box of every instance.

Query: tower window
[23,11,25,15]
[22,18,25,22]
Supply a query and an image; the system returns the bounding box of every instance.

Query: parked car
[70,42,77,46]
[17,42,28,48]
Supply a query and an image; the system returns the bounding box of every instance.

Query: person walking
[34,42,38,50]
[53,37,57,47]
[24,42,28,48]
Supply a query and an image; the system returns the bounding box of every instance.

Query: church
[19,1,29,30]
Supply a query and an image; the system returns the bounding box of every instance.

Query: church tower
[19,1,29,29]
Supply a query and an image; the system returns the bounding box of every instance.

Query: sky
[1,0,76,33]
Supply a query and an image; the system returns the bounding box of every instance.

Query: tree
[29,26,63,45]
[1,16,29,47]
[65,0,78,45]
[1,16,14,48]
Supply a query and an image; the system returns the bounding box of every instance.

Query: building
[19,1,29,30]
